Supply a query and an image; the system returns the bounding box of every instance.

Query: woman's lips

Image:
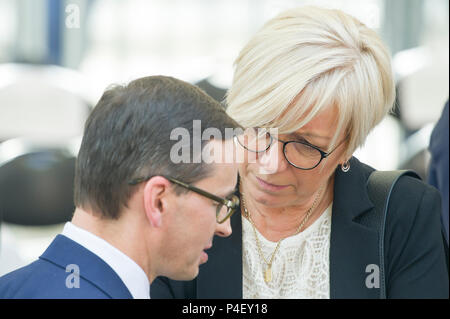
[256,176,289,191]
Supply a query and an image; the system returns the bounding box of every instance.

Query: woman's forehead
[277,102,340,136]
[280,103,349,150]
[296,106,339,136]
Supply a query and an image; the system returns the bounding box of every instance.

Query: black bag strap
[366,170,421,299]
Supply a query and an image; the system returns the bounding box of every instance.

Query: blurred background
[0,0,448,275]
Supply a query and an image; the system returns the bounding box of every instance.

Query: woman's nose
[256,139,289,174]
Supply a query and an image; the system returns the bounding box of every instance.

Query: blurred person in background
[0,75,241,298]
[151,6,448,299]
[428,99,449,246]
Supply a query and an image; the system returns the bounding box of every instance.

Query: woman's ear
[143,176,171,228]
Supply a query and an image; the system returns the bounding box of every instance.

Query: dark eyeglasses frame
[128,175,239,224]
[235,130,347,170]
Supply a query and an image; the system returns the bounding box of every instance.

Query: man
[0,75,241,298]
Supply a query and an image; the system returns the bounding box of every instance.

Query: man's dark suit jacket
[151,157,449,299]
[0,235,133,298]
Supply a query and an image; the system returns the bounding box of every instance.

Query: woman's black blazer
[151,157,449,298]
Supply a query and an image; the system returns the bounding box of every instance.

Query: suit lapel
[329,157,380,298]
[40,235,133,299]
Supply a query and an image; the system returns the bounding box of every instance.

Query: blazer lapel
[40,235,133,299]
[329,157,381,298]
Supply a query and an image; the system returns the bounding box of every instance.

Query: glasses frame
[128,175,239,224]
[235,129,347,170]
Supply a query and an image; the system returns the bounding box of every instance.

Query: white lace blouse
[242,204,332,299]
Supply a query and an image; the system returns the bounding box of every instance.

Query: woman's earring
[341,161,350,172]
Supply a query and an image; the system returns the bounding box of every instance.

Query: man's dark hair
[74,75,241,219]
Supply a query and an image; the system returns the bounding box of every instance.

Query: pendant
[264,266,272,283]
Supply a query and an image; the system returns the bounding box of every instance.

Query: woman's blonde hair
[226,6,395,158]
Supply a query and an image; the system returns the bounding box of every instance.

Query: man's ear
[143,176,172,228]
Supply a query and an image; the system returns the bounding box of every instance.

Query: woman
[151,6,448,298]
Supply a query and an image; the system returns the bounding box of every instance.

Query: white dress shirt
[62,222,150,299]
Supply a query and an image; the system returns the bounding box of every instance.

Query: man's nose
[256,139,289,174]
[215,218,232,237]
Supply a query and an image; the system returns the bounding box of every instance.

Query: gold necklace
[240,181,323,284]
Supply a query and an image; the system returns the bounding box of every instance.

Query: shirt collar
[62,222,150,299]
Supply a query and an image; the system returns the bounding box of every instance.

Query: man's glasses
[128,175,239,224]
[235,127,346,170]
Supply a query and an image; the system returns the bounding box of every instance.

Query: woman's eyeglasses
[235,127,346,170]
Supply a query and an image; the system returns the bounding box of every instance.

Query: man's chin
[179,268,199,281]
[161,253,209,281]
[166,264,200,281]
